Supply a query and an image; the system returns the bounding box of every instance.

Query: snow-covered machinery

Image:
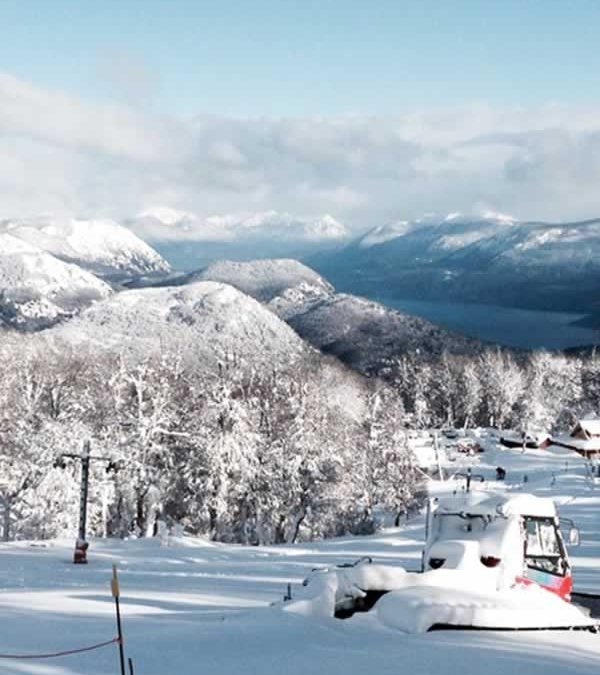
[283,491,598,633]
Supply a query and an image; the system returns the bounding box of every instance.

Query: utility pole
[0,493,12,543]
[433,432,444,481]
[57,440,112,564]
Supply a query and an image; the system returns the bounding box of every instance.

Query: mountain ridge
[311,213,600,315]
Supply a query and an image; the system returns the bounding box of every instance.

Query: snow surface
[1,440,600,674]
[2,217,170,277]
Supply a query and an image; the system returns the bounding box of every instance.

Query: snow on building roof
[552,435,600,455]
[574,418,600,437]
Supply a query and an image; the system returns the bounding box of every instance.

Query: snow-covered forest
[0,334,418,544]
[384,348,600,432]
[2,328,600,545]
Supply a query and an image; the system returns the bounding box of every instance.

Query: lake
[372,297,599,350]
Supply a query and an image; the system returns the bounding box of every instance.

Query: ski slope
[0,442,599,675]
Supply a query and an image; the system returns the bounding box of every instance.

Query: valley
[310,213,600,348]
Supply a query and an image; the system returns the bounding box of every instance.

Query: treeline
[383,348,600,432]
[0,337,419,543]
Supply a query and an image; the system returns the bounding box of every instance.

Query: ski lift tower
[454,467,485,493]
[56,440,113,564]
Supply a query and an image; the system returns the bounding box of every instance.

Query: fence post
[111,565,126,675]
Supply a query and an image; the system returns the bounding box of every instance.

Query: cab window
[524,517,566,576]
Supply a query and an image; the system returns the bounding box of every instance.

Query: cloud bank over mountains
[2,71,600,236]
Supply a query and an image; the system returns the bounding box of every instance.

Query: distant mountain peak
[131,207,350,244]
[358,211,518,249]
[479,209,517,224]
[137,206,196,227]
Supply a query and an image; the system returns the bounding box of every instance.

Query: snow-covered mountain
[195,258,481,373]
[274,288,480,372]
[192,259,334,302]
[0,232,112,329]
[2,217,170,278]
[134,208,350,243]
[44,277,368,415]
[52,281,310,367]
[234,211,349,242]
[357,212,518,252]
[312,213,600,314]
[131,209,350,270]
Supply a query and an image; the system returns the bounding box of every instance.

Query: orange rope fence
[0,636,120,659]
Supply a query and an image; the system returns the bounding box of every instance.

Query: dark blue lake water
[374,297,599,350]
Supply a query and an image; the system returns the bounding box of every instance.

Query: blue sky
[1,1,600,232]
[2,1,600,116]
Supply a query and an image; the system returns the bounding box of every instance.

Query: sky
[1,1,600,240]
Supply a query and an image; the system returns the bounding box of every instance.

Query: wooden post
[112,565,126,675]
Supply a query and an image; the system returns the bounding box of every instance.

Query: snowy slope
[0,232,112,329]
[356,212,517,249]
[0,441,599,675]
[355,213,519,257]
[456,218,600,271]
[51,280,310,366]
[188,259,480,372]
[194,258,334,301]
[2,217,170,278]
[275,291,481,372]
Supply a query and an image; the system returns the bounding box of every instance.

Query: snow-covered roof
[553,435,600,453]
[575,418,600,437]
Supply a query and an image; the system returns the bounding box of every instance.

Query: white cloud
[2,73,600,231]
